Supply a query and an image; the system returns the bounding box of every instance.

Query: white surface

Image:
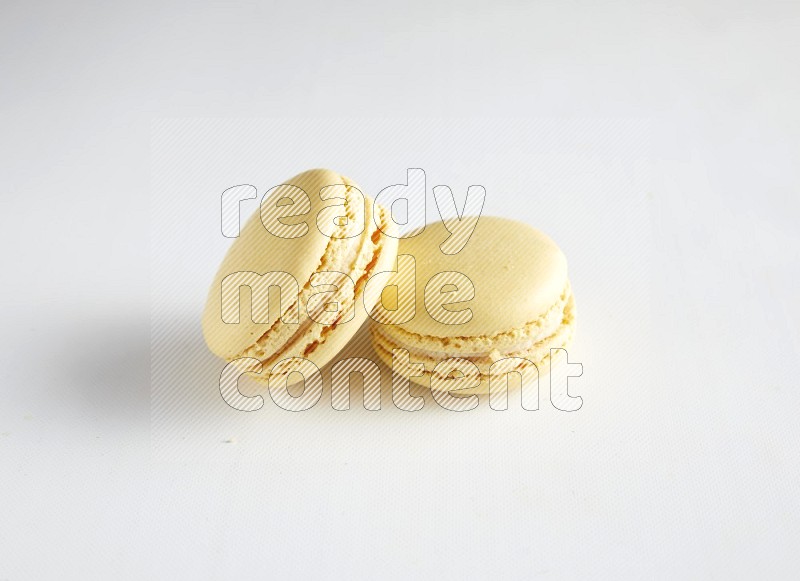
[1,1,799,579]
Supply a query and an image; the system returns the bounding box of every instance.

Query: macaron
[370,216,575,394]
[202,168,398,381]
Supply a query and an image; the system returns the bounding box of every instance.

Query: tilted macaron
[370,216,575,394]
[202,168,398,381]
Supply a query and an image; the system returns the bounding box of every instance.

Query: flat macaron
[370,216,575,394]
[202,168,398,382]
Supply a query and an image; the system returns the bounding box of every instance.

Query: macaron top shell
[202,168,395,366]
[392,216,568,338]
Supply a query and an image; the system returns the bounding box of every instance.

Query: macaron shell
[202,168,373,360]
[391,216,568,338]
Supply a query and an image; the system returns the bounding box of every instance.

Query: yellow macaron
[202,168,398,382]
[370,216,575,394]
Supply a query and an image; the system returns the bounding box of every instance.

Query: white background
[1,1,799,579]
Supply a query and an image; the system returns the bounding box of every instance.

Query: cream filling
[371,323,572,382]
[374,333,544,360]
[371,289,575,377]
[241,200,388,373]
[374,282,572,357]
